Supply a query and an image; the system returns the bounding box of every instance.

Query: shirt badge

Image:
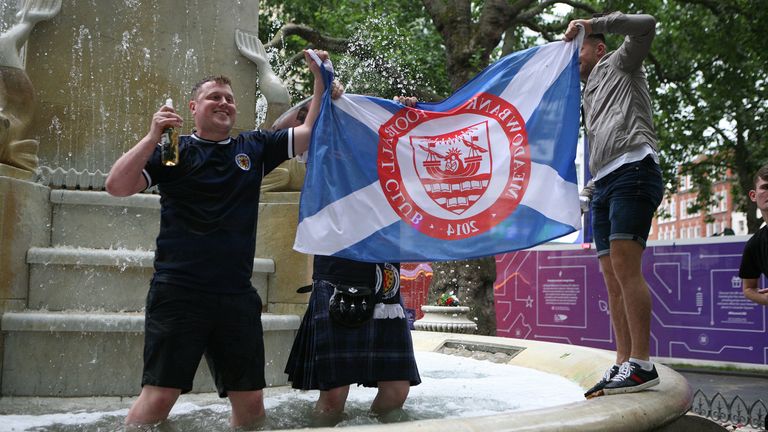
[235,153,251,171]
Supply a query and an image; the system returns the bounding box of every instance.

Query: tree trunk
[429,257,497,335]
[419,0,545,337]
[732,124,762,233]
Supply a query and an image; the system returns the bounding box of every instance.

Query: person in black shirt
[105,50,332,430]
[739,164,768,306]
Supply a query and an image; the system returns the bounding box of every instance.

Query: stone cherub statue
[0,0,61,173]
[235,29,306,192]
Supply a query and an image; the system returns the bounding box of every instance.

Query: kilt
[285,279,421,390]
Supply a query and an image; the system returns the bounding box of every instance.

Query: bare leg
[125,385,181,426]
[371,380,409,416]
[312,385,350,427]
[609,239,652,360]
[598,255,631,364]
[228,390,265,429]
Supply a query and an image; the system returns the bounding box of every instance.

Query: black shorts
[142,281,266,397]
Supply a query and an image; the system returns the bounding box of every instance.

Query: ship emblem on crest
[410,121,491,214]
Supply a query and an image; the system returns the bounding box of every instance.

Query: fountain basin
[0,330,692,431]
[349,331,693,432]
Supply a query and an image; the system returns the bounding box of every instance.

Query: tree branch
[271,23,444,102]
[264,23,349,52]
[517,0,597,21]
[476,0,518,55]
[519,18,568,41]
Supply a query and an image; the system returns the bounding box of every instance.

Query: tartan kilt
[285,279,421,390]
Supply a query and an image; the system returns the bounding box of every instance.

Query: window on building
[719,191,728,212]
[710,191,728,214]
[689,199,700,218]
[679,174,692,191]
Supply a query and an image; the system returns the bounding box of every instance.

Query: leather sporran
[328,283,375,327]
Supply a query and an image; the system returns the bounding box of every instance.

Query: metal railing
[691,390,767,429]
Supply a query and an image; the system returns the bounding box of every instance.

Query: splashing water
[0,351,583,431]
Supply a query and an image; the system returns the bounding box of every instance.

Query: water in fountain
[1,351,583,431]
[24,0,262,175]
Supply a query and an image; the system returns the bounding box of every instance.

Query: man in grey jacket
[564,12,664,397]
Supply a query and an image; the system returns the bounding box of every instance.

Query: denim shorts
[591,155,663,257]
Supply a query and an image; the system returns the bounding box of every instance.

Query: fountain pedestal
[414,305,478,333]
[0,174,51,314]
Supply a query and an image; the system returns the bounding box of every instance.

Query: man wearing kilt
[285,256,421,423]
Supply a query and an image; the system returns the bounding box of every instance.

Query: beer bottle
[160,98,179,166]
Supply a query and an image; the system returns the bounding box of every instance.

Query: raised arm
[592,12,656,73]
[105,105,182,197]
[292,50,330,156]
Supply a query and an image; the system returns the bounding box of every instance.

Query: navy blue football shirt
[143,129,295,293]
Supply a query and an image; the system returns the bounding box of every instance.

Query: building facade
[650,172,748,241]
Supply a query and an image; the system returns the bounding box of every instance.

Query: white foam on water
[2,409,128,430]
[0,351,583,431]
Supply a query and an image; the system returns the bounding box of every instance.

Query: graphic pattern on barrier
[494,238,768,365]
[400,263,433,323]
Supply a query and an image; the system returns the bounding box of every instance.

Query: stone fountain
[0,1,693,430]
[0,0,310,397]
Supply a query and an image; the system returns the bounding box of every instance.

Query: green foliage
[605,0,768,230]
[261,0,450,100]
[260,0,767,230]
[437,291,460,306]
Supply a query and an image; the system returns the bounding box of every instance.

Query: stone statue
[0,0,61,173]
[235,29,291,129]
[235,28,306,192]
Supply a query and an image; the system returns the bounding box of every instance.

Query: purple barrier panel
[494,237,768,366]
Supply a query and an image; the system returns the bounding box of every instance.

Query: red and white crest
[409,120,492,215]
[378,93,530,240]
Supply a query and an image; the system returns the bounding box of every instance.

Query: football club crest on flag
[379,94,529,240]
[295,40,583,262]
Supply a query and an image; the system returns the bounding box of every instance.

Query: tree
[421,0,597,88]
[259,0,450,101]
[261,0,600,100]
[429,259,497,335]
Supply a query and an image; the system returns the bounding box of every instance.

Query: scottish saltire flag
[295,40,582,262]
